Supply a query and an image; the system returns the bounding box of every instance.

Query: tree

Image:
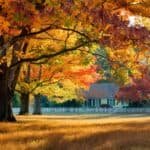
[0,0,94,121]
[0,0,149,121]
[18,63,31,115]
[116,67,150,101]
[17,51,99,114]
[12,92,20,107]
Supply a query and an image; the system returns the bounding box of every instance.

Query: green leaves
[64,17,72,28]
[13,13,25,22]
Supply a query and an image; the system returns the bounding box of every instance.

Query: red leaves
[99,21,150,49]
[61,0,74,14]
[116,85,142,101]
[116,71,150,101]
[87,3,150,50]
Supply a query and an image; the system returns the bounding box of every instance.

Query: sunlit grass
[0,114,150,150]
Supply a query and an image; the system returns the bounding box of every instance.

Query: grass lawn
[0,114,150,150]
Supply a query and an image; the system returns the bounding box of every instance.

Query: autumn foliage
[18,52,100,99]
[116,67,150,101]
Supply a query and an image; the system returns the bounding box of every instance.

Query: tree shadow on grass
[3,129,147,150]
[35,129,150,150]
[1,119,150,134]
[0,120,150,150]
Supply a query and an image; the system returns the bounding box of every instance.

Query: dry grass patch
[0,114,150,150]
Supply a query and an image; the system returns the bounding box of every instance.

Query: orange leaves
[0,0,42,36]
[9,0,40,27]
[8,28,21,36]
[57,65,100,88]
[19,50,100,95]
[30,64,40,80]
[0,0,149,50]
[0,16,9,35]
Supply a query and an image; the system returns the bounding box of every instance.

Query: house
[83,82,128,108]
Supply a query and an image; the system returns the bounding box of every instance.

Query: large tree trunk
[19,93,30,115]
[33,94,41,114]
[0,64,16,121]
[0,42,27,121]
[0,29,28,122]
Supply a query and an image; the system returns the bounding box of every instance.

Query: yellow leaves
[137,50,150,67]
[12,50,34,62]
[0,56,7,65]
[106,46,146,85]
[111,67,130,85]
[45,0,54,6]
[34,79,80,101]
[139,16,150,30]
[27,29,79,59]
[17,44,98,99]
[16,82,30,94]
[107,46,137,65]
[89,43,99,53]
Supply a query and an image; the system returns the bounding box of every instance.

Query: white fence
[13,107,150,114]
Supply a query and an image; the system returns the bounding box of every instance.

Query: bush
[12,92,20,107]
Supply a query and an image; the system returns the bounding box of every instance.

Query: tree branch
[10,41,90,68]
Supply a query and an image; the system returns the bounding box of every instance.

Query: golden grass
[0,114,150,150]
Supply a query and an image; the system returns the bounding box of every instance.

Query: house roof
[84,83,119,99]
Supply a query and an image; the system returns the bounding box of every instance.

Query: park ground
[0,114,150,150]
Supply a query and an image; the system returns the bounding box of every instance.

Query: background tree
[116,66,150,102]
[16,51,99,114]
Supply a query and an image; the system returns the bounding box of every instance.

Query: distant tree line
[12,93,83,108]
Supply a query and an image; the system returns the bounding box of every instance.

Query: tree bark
[19,62,30,115]
[0,41,27,121]
[33,94,41,114]
[0,64,16,121]
[0,29,29,121]
[19,93,30,115]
